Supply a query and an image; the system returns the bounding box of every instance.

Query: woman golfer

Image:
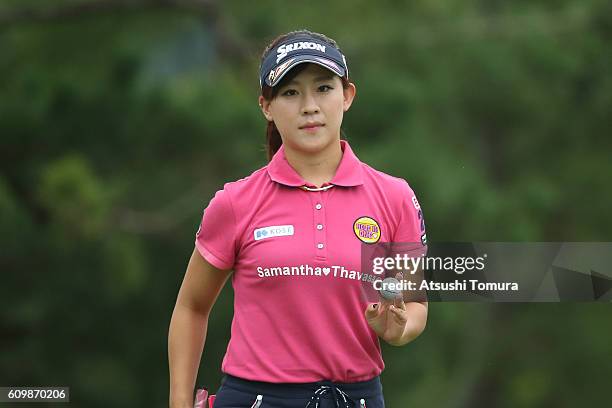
[169,30,428,408]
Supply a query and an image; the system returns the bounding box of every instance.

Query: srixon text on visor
[277,42,326,63]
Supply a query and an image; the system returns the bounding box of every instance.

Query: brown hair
[260,30,351,161]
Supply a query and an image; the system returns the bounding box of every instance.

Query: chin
[293,135,335,154]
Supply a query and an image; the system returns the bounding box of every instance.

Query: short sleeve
[194,188,237,270]
[392,182,427,248]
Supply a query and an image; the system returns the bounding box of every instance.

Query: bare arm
[168,248,232,408]
[390,300,428,346]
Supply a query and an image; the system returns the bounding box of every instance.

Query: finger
[389,305,408,323]
[394,297,406,310]
[375,302,387,317]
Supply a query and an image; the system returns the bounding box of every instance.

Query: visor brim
[265,55,346,88]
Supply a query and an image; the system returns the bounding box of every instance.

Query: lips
[299,122,324,130]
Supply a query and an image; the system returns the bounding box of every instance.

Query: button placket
[312,192,327,260]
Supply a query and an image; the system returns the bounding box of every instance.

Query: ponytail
[266,121,283,161]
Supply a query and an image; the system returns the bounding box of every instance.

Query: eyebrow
[285,74,335,86]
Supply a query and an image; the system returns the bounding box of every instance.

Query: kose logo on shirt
[254,225,295,241]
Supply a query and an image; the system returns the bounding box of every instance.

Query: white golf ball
[379,277,402,301]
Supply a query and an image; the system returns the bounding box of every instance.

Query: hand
[365,296,409,346]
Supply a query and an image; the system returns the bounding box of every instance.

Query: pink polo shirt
[195,140,426,383]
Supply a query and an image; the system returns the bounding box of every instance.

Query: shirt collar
[267,139,364,188]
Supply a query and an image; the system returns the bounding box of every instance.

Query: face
[260,63,356,155]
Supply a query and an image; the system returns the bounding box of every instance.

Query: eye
[318,85,334,92]
[281,89,298,96]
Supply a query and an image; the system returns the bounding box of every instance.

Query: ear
[342,82,356,112]
[259,95,274,122]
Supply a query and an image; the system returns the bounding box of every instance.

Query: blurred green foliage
[1,1,611,407]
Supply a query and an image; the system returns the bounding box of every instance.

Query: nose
[300,91,320,115]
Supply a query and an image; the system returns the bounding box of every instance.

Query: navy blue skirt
[213,373,385,408]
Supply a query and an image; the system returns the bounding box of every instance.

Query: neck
[283,140,343,187]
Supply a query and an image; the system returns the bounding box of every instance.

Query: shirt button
[316,224,323,230]
[315,203,322,210]
[317,243,324,249]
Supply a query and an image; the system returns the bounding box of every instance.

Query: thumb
[365,302,380,318]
